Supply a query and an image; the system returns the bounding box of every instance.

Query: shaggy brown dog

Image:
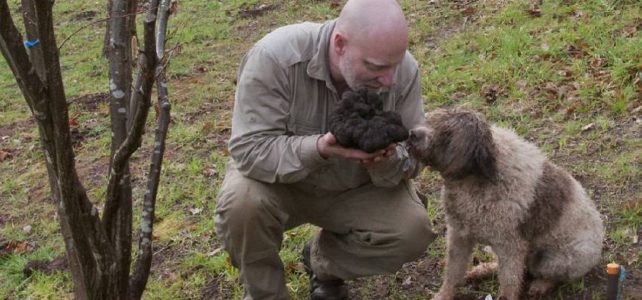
[407,108,604,300]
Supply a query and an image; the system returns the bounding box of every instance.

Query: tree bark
[105,0,137,297]
[130,1,171,297]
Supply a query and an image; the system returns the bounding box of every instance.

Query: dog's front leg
[434,228,474,300]
[494,241,528,300]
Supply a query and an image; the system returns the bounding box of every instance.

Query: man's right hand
[316,132,387,163]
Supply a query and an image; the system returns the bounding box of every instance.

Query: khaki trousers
[215,165,435,300]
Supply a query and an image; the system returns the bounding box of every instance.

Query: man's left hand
[360,143,397,166]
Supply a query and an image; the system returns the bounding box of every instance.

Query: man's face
[338,37,406,92]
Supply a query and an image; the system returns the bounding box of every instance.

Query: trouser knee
[214,175,289,265]
[395,213,436,263]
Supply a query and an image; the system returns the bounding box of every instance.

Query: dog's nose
[409,128,421,140]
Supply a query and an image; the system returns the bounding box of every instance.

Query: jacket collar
[307,20,337,90]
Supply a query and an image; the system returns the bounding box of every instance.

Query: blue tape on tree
[24,39,40,48]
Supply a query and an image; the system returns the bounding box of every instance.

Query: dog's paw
[528,278,556,296]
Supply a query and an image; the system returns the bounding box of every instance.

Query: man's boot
[302,242,348,300]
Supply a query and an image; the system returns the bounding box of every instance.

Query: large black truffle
[329,89,409,153]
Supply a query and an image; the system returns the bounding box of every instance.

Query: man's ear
[333,32,347,56]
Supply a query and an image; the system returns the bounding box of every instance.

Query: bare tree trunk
[1,0,173,298]
[105,0,137,297]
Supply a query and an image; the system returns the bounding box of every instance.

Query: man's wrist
[316,135,329,159]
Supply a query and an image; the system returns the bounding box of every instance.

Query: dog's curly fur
[407,108,604,300]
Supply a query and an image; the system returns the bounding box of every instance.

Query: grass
[1,0,642,299]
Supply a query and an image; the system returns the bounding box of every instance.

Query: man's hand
[360,143,396,167]
[316,132,395,164]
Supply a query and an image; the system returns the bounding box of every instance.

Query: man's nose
[376,70,395,88]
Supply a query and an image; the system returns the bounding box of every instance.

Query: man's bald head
[328,0,410,91]
[335,0,408,48]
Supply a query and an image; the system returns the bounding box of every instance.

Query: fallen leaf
[189,207,202,215]
[202,168,217,178]
[622,25,637,38]
[68,112,80,128]
[460,6,476,17]
[23,225,32,234]
[564,103,577,116]
[567,40,589,58]
[481,85,505,104]
[0,149,11,162]
[527,7,541,17]
[3,241,34,254]
[581,123,595,132]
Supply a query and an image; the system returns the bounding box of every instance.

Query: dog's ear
[441,111,498,181]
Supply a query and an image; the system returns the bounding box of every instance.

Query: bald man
[215,0,435,299]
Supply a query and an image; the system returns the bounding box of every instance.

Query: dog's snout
[409,129,417,140]
[409,128,424,141]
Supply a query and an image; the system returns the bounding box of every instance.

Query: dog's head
[407,108,498,181]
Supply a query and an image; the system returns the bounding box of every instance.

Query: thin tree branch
[129,58,171,300]
[129,2,172,294]
[155,0,171,59]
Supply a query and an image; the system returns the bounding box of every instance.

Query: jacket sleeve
[228,46,328,183]
[367,60,425,187]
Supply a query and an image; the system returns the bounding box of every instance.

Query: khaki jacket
[228,20,425,191]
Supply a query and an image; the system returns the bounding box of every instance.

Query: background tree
[0,0,173,298]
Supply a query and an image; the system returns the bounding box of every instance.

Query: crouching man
[214,0,436,299]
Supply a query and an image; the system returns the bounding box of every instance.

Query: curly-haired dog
[407,108,604,300]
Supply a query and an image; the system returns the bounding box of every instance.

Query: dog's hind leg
[434,230,474,300]
[528,238,601,282]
